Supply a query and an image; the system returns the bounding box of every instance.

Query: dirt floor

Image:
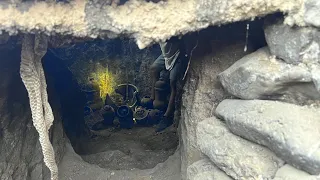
[77,125,179,170]
[58,117,180,180]
[58,142,181,180]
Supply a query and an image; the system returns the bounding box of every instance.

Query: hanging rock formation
[0,41,66,180]
[20,34,58,179]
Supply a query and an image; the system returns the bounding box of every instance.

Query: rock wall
[179,21,263,179]
[0,43,67,179]
[0,0,311,48]
[182,16,320,179]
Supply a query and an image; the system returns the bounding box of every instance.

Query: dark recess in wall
[43,50,88,151]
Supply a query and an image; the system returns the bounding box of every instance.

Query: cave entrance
[43,37,179,170]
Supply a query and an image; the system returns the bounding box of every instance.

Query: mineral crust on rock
[0,0,304,48]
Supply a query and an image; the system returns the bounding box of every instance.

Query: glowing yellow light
[91,66,117,101]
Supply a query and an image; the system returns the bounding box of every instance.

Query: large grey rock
[264,18,320,65]
[216,99,320,175]
[304,0,320,27]
[218,47,320,104]
[273,165,318,180]
[196,117,284,180]
[186,158,232,180]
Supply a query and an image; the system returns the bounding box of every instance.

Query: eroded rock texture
[264,18,320,65]
[179,23,257,179]
[264,18,320,93]
[0,45,66,179]
[0,0,305,48]
[216,99,320,175]
[304,0,320,28]
[218,47,320,104]
[197,117,284,179]
[186,158,232,180]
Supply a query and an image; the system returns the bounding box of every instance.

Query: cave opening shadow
[43,39,180,171]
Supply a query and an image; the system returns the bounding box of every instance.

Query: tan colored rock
[0,0,304,48]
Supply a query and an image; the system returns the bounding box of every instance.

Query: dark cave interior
[0,14,269,171]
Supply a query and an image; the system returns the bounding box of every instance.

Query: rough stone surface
[218,47,320,104]
[273,165,318,180]
[196,117,284,180]
[179,24,256,179]
[0,47,66,179]
[304,0,320,27]
[264,18,320,65]
[216,99,320,175]
[186,158,232,180]
[0,0,303,48]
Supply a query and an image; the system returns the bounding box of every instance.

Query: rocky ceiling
[0,0,313,49]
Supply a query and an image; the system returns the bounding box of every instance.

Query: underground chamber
[3,13,318,180]
[43,37,180,171]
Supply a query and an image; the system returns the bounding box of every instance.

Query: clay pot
[140,96,153,109]
[116,105,134,129]
[153,100,167,111]
[148,109,162,125]
[100,105,115,126]
[133,106,149,125]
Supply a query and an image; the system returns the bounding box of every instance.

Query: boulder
[273,165,318,180]
[186,158,232,180]
[196,117,284,180]
[216,99,320,175]
[304,0,320,27]
[218,47,320,104]
[264,18,320,65]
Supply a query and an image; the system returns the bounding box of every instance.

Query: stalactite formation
[20,34,58,180]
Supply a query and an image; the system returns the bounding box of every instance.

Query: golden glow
[91,65,117,101]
